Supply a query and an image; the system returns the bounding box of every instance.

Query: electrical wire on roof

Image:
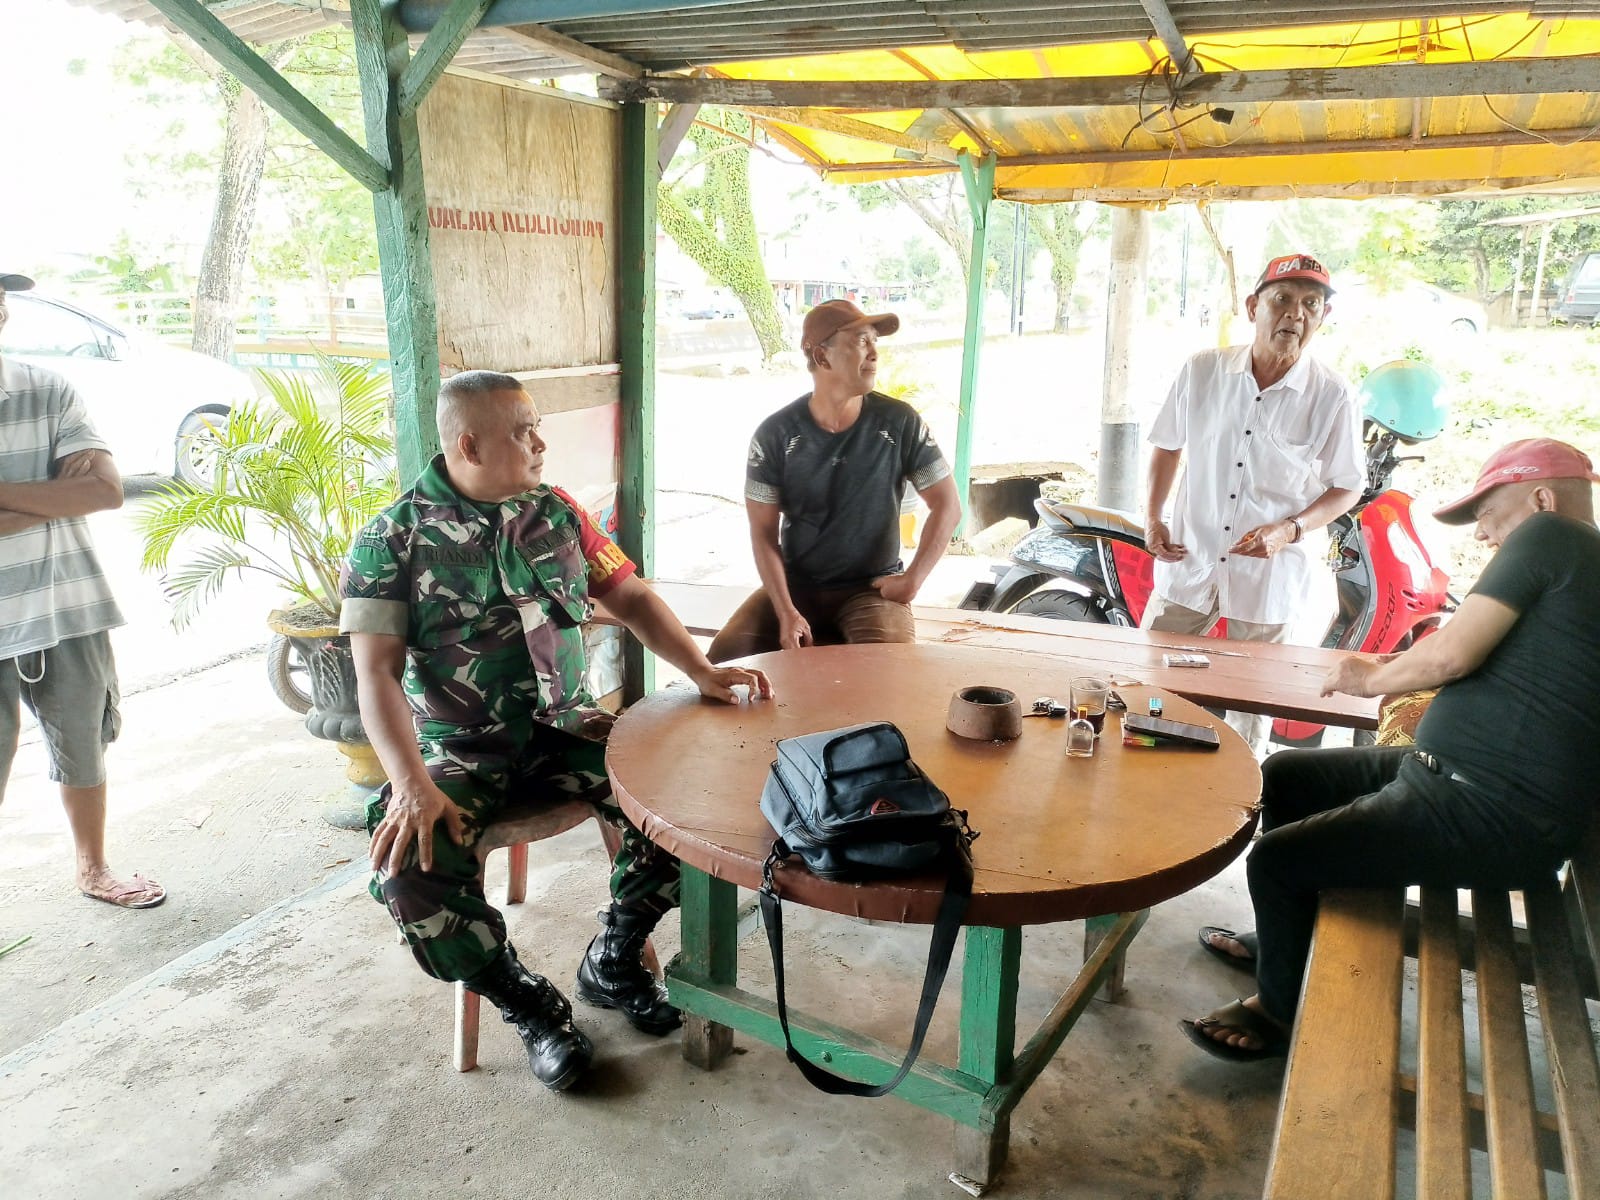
[1479,95,1600,147]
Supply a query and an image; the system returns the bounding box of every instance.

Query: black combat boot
[575,904,681,1035]
[466,943,594,1091]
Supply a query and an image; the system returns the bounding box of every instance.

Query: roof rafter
[601,57,1600,109]
[496,20,644,78]
[743,107,959,163]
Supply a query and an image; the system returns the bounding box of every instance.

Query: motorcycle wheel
[1011,591,1107,622]
[267,634,313,715]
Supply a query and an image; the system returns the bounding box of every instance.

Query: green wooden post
[955,924,1021,1181]
[351,0,443,482]
[618,101,659,702]
[953,152,996,540]
[675,866,737,1069]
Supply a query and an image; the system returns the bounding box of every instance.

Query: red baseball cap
[801,298,899,354]
[1254,254,1334,296]
[1433,438,1600,525]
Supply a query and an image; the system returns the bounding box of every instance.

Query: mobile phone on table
[1120,713,1221,750]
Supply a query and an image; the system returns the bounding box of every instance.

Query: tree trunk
[191,78,268,360]
[1027,205,1093,334]
[888,178,971,281]
[183,39,299,362]
[656,112,787,362]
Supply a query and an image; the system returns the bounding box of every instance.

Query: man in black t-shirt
[708,299,962,663]
[1183,438,1600,1062]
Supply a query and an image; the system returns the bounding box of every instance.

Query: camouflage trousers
[366,717,680,983]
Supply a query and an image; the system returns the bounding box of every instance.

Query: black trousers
[1249,746,1572,1023]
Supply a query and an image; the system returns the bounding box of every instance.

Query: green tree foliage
[1027,204,1103,332]
[855,180,1102,328]
[658,109,786,361]
[853,177,974,280]
[115,31,373,358]
[1411,197,1600,301]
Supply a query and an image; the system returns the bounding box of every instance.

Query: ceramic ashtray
[946,685,1023,741]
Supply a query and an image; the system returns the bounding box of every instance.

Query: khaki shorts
[0,631,122,802]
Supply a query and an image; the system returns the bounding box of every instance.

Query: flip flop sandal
[1197,926,1258,972]
[81,874,167,910]
[1180,999,1288,1063]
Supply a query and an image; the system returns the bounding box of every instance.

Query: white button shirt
[1148,345,1363,625]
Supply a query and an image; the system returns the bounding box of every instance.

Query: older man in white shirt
[1143,253,1364,751]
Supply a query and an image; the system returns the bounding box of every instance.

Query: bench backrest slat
[1568,821,1600,992]
[1416,885,1473,1200]
[1471,887,1550,1199]
[1265,888,1404,1200]
[1525,877,1600,1198]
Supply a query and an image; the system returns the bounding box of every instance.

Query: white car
[2,291,257,485]
[1331,276,1489,335]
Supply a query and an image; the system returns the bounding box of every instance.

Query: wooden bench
[1266,819,1600,1199]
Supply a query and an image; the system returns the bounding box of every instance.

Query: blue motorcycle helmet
[1359,360,1448,443]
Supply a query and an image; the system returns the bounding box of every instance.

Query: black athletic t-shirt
[1417,512,1600,841]
[744,392,950,588]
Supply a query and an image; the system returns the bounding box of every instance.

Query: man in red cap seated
[1144,253,1365,753]
[708,299,962,662]
[1185,438,1600,1060]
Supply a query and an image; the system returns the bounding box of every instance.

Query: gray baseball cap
[0,273,35,292]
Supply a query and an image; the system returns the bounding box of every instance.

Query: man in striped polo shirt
[0,271,164,910]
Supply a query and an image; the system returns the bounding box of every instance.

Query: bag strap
[758,843,974,1098]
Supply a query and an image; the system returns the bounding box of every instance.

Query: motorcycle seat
[1036,498,1145,540]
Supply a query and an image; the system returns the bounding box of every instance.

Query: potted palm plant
[136,355,397,822]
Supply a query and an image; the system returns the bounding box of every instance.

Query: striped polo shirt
[0,357,124,661]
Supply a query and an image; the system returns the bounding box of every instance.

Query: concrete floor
[0,654,1298,1200]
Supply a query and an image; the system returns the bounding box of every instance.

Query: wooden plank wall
[418,71,620,376]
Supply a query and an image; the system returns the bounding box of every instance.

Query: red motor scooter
[957,361,1456,745]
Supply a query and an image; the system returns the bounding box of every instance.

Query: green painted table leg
[954,925,1022,1187]
[1085,912,1128,1001]
[675,866,737,1069]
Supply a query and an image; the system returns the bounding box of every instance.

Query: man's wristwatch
[1288,516,1305,543]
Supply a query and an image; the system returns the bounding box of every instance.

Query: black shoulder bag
[758,721,978,1097]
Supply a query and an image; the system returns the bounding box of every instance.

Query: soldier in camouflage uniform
[341,369,772,1091]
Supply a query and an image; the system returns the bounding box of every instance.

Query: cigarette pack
[1162,652,1210,668]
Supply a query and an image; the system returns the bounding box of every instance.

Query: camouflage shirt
[339,456,635,737]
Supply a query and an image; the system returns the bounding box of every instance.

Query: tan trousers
[1142,594,1289,755]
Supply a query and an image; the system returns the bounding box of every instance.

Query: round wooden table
[606,642,1261,1190]
[608,642,1261,925]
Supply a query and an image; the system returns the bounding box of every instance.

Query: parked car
[1,290,257,485]
[1552,251,1600,325]
[680,290,739,320]
[1331,276,1489,335]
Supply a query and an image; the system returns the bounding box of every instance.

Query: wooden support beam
[144,0,387,193]
[657,102,701,172]
[744,107,958,164]
[398,0,494,117]
[351,0,442,479]
[497,22,645,80]
[954,151,996,541]
[601,58,1600,111]
[398,0,734,29]
[810,125,1600,181]
[618,100,659,703]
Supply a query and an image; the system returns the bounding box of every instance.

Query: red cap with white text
[1253,254,1333,296]
[1433,438,1600,525]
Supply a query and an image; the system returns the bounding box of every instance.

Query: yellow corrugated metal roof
[694,14,1600,201]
